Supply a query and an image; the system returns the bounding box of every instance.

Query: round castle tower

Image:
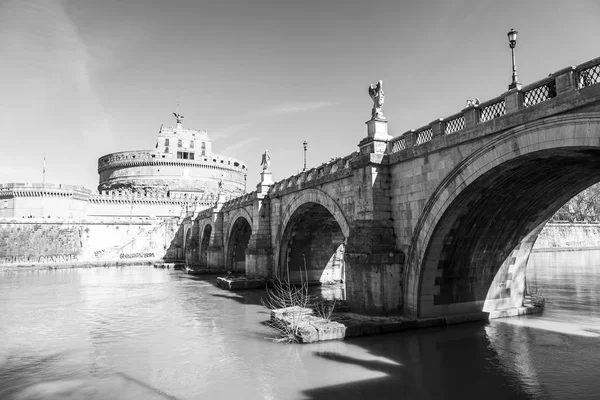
[97,113,247,198]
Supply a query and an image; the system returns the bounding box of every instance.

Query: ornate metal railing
[479,98,506,123]
[389,136,406,152]
[444,114,465,135]
[523,77,556,108]
[415,127,433,145]
[579,62,600,88]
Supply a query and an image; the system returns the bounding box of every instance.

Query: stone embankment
[0,217,181,269]
[533,222,600,251]
[270,304,542,343]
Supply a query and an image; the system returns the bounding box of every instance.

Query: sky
[1,0,600,192]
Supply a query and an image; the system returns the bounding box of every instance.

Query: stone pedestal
[365,118,391,141]
[359,118,392,155]
[257,170,273,196]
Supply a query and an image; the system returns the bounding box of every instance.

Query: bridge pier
[344,118,406,314]
[245,172,274,279]
[207,209,226,270]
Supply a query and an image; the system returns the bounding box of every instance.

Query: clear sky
[1,0,600,192]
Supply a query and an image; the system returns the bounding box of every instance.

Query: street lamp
[302,141,307,171]
[507,29,520,90]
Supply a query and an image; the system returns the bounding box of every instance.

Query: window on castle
[178,139,182,148]
[165,138,169,146]
[4,201,7,209]
[165,147,169,153]
[177,151,183,159]
[189,153,195,160]
[190,141,194,149]
[201,142,206,156]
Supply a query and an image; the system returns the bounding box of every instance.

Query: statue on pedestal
[368,80,385,120]
[260,150,271,172]
[173,112,184,125]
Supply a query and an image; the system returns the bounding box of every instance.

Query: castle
[0,113,248,219]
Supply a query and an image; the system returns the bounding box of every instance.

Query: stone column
[553,66,577,95]
[430,118,444,138]
[462,106,479,129]
[504,88,524,113]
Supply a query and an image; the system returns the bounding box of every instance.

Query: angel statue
[368,80,385,120]
[173,112,184,124]
[260,149,271,171]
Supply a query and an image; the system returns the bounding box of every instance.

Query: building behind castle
[0,114,248,219]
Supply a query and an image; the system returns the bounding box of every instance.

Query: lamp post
[507,29,520,90]
[302,141,307,172]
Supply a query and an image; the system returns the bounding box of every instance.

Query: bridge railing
[443,113,466,135]
[523,76,556,108]
[387,55,600,156]
[578,57,600,88]
[478,96,506,123]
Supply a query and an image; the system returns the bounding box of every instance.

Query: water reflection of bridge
[182,56,600,321]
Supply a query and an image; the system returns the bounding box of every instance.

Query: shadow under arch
[276,189,350,287]
[405,113,600,319]
[183,224,197,263]
[226,216,252,272]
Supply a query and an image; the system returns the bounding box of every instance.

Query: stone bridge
[182,56,600,321]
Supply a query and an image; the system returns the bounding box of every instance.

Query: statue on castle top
[260,150,271,171]
[173,112,184,124]
[368,80,385,120]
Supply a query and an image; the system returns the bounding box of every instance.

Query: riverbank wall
[0,217,182,269]
[533,222,600,251]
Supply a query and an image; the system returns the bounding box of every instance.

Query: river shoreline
[0,260,157,272]
[2,246,600,272]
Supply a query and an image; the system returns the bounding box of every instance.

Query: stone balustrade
[221,191,257,211]
[267,154,353,197]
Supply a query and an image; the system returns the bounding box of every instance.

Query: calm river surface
[1,250,600,400]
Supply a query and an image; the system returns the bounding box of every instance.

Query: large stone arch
[275,188,351,282]
[405,113,600,319]
[225,207,253,272]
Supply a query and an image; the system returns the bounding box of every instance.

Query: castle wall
[97,150,247,195]
[0,217,182,268]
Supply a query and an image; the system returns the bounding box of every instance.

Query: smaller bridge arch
[225,208,253,272]
[276,189,350,284]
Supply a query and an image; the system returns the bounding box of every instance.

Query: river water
[1,250,599,400]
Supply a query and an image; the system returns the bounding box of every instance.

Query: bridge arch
[405,114,600,319]
[276,188,350,283]
[225,208,253,272]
